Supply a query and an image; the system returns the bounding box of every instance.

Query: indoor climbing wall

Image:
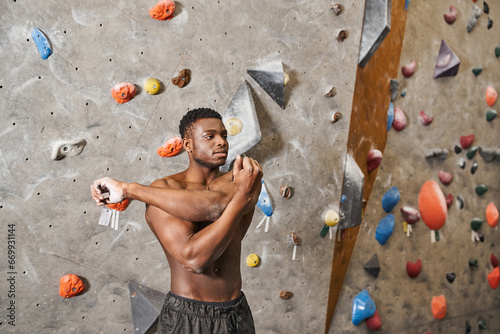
[0,1,367,333]
[331,1,500,333]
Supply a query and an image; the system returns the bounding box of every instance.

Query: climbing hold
[486,202,499,227]
[51,139,87,161]
[458,158,466,169]
[324,209,339,227]
[257,180,273,220]
[401,60,417,78]
[31,28,53,60]
[246,253,259,267]
[279,291,293,299]
[364,254,380,278]
[484,1,490,14]
[279,185,292,199]
[491,253,499,268]
[406,259,422,278]
[352,289,376,326]
[466,147,478,159]
[392,106,406,131]
[487,267,500,289]
[486,109,497,121]
[444,6,457,24]
[460,134,475,149]
[401,91,406,98]
[338,154,365,229]
[454,145,462,154]
[290,232,300,246]
[472,67,483,76]
[431,295,447,319]
[59,274,85,298]
[469,259,479,268]
[466,321,472,334]
[390,80,399,101]
[467,4,482,33]
[405,0,410,11]
[475,184,488,196]
[456,195,464,209]
[479,147,500,162]
[418,110,433,126]
[387,102,395,131]
[470,161,478,174]
[365,309,382,331]
[149,0,175,20]
[425,148,448,160]
[382,187,400,213]
[367,149,383,172]
[495,46,500,58]
[487,18,493,30]
[172,69,190,88]
[157,136,183,158]
[129,283,166,334]
[330,112,341,123]
[434,40,460,78]
[330,4,343,16]
[438,170,453,186]
[419,180,447,230]
[470,218,483,232]
[111,82,137,104]
[325,87,336,97]
[446,272,456,283]
[224,118,243,136]
[283,72,290,86]
[337,30,348,42]
[478,319,487,330]
[486,86,497,107]
[400,206,420,224]
[445,194,453,209]
[144,78,161,95]
[107,198,130,211]
[247,61,285,109]
[375,214,395,245]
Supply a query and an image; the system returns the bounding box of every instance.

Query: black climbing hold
[454,145,462,154]
[478,319,487,330]
[466,320,471,333]
[484,2,490,14]
[479,234,485,242]
[458,158,466,169]
[472,67,483,76]
[364,253,380,278]
[129,283,167,334]
[446,272,456,283]
[471,161,478,174]
[456,195,464,209]
[496,46,500,58]
[487,18,493,30]
[469,259,479,268]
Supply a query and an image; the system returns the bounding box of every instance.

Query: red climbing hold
[445,194,453,209]
[486,86,498,107]
[431,295,447,319]
[107,198,130,211]
[400,206,421,224]
[59,274,85,298]
[149,0,175,21]
[367,149,383,172]
[418,180,447,230]
[444,6,457,24]
[460,134,475,149]
[487,267,500,289]
[406,259,422,278]
[418,110,433,126]
[157,136,183,157]
[438,170,453,186]
[491,253,499,268]
[393,106,406,131]
[486,202,499,227]
[365,309,382,330]
[402,59,417,78]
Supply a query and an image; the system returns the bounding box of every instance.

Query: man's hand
[90,177,127,206]
[232,155,263,199]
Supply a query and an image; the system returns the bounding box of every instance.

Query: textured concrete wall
[0,1,365,333]
[331,1,500,333]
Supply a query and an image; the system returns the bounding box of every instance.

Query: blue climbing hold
[375,214,395,245]
[352,289,377,326]
[401,91,406,98]
[387,102,394,131]
[257,180,273,217]
[405,0,411,11]
[382,186,400,213]
[341,195,347,203]
[31,28,53,59]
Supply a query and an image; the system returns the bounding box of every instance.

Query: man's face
[188,118,229,169]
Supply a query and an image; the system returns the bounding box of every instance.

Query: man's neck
[184,163,222,186]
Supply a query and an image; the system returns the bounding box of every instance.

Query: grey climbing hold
[479,147,500,162]
[129,283,167,334]
[425,148,448,160]
[434,40,460,78]
[338,154,365,229]
[51,139,86,160]
[247,61,285,109]
[220,80,261,172]
[458,158,466,169]
[364,254,380,278]
[358,0,391,68]
[390,79,399,101]
[467,4,482,33]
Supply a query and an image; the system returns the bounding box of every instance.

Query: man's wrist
[123,182,132,199]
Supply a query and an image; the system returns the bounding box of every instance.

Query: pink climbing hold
[365,309,382,330]
[367,149,383,172]
[487,267,500,289]
[406,259,422,278]
[486,86,498,107]
[418,110,433,126]
[444,6,457,24]
[393,106,406,131]
[400,206,421,224]
[460,134,475,149]
[445,194,453,209]
[401,59,417,78]
[491,253,499,268]
[486,202,499,227]
[418,180,447,231]
[438,170,453,186]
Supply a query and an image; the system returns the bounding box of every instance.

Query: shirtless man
[90,108,262,334]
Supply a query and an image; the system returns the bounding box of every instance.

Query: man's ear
[183,137,192,153]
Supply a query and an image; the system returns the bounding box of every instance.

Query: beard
[193,156,224,169]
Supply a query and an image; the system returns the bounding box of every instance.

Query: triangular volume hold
[129,283,167,334]
[434,40,460,78]
[247,61,285,109]
[364,253,381,278]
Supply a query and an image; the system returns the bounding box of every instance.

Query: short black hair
[179,108,222,139]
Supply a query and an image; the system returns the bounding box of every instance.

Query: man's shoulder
[150,172,187,189]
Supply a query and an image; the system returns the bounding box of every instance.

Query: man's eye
[205,136,213,139]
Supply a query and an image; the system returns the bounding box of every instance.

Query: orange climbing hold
[111,82,137,104]
[59,274,85,298]
[149,0,175,21]
[486,202,499,227]
[487,267,500,289]
[418,180,447,230]
[486,86,498,107]
[157,136,183,157]
[107,198,130,211]
[431,295,447,319]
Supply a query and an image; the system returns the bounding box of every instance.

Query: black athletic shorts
[157,291,255,334]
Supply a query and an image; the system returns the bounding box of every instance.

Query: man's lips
[214,151,227,156]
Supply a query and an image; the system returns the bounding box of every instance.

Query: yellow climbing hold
[284,72,290,86]
[246,253,259,267]
[403,221,408,233]
[324,209,339,227]
[144,77,161,95]
[225,118,243,136]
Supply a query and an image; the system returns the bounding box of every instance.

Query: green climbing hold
[435,230,440,241]
[478,319,487,330]
[469,259,479,268]
[466,147,478,159]
[475,184,488,196]
[486,109,497,121]
[470,218,483,231]
[472,67,483,76]
[319,224,330,238]
[495,46,500,58]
